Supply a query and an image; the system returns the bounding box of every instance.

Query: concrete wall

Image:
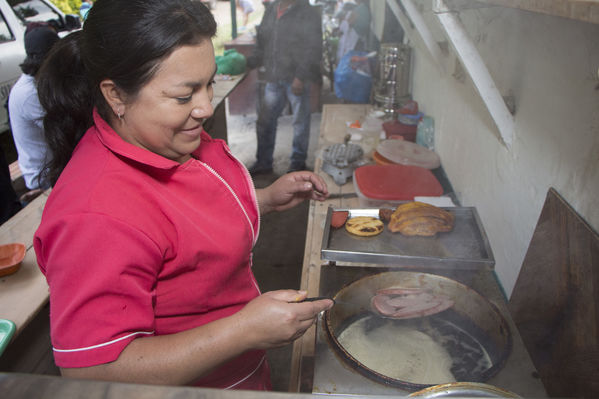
[373,2,599,297]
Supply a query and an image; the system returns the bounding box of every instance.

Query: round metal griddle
[323,271,513,392]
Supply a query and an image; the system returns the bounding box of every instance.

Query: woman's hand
[256,171,329,214]
[59,290,332,386]
[233,290,334,350]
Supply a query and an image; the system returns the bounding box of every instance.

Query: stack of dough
[388,202,454,237]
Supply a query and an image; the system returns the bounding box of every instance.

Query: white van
[0,0,80,133]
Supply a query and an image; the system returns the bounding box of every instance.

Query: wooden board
[203,74,246,142]
[0,190,50,337]
[288,104,368,392]
[475,0,599,24]
[508,187,599,397]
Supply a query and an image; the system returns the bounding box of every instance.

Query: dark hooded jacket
[247,0,322,85]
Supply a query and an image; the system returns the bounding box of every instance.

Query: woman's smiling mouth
[179,124,203,138]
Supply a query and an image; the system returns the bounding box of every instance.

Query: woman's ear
[99,79,126,119]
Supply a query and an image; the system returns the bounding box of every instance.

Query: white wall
[375,2,599,297]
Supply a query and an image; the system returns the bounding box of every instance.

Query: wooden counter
[288,104,546,397]
[204,73,247,142]
[0,372,392,399]
[289,104,378,392]
[223,32,259,116]
[0,190,50,338]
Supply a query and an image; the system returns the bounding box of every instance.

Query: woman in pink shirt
[34,0,332,390]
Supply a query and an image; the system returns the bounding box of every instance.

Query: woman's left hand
[257,171,329,214]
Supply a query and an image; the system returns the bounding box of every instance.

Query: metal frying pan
[323,271,512,392]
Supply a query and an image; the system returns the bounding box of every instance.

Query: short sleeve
[35,212,163,368]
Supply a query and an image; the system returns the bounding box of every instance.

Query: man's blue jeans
[255,80,311,168]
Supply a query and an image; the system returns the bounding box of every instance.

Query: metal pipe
[230,0,237,39]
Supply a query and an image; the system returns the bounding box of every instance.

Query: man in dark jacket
[246,0,322,174]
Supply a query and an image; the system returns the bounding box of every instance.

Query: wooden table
[204,73,246,142]
[0,190,50,338]
[288,104,546,397]
[289,104,378,392]
[0,372,393,398]
[223,33,259,116]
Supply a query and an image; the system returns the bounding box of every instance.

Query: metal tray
[321,206,495,269]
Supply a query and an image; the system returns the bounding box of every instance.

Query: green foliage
[49,0,82,15]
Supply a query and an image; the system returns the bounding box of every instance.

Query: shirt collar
[92,108,207,170]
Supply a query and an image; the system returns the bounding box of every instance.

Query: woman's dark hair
[20,56,44,76]
[20,24,59,76]
[37,0,217,186]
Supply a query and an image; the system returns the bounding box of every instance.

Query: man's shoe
[286,162,307,174]
[248,162,273,176]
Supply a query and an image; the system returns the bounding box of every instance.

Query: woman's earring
[116,108,124,121]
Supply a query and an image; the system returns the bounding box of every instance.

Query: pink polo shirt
[34,111,269,389]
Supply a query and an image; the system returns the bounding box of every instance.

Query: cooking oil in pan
[430,315,494,380]
[334,311,494,386]
[337,315,455,385]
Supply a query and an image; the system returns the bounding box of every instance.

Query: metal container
[312,265,548,397]
[374,43,412,114]
[321,206,495,270]
[323,271,513,392]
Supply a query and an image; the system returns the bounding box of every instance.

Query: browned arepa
[388,201,454,236]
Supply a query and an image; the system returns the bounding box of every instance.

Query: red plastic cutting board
[354,164,443,200]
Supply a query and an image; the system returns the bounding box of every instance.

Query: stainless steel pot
[323,271,512,391]
[374,43,412,113]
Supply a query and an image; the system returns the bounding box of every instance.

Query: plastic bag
[215,49,247,75]
[334,50,372,103]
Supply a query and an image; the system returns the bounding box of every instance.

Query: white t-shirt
[8,74,50,189]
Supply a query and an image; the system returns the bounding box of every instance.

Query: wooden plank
[0,189,48,248]
[288,104,371,392]
[434,0,515,147]
[474,0,599,24]
[0,372,379,399]
[212,74,245,106]
[508,187,599,397]
[203,74,246,142]
[0,245,49,337]
[9,161,22,183]
[0,190,50,337]
[391,0,447,75]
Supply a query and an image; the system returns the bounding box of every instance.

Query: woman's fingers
[237,291,333,349]
[289,298,334,321]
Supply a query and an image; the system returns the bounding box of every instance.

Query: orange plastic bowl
[0,243,26,277]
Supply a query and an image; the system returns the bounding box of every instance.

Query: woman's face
[117,40,216,164]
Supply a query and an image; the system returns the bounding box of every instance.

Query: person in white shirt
[237,0,255,29]
[8,25,59,190]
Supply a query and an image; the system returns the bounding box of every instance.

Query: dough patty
[345,216,384,237]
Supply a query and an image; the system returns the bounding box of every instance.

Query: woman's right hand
[233,290,334,350]
[57,290,332,385]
